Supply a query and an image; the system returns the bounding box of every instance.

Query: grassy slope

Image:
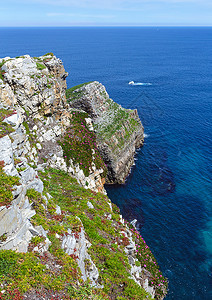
[0,167,167,299]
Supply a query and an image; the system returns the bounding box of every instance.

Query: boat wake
[129,81,152,86]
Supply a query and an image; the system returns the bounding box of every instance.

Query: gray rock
[87,201,94,209]
[55,205,61,215]
[27,179,44,194]
[0,135,13,165]
[68,81,144,184]
[20,167,36,183]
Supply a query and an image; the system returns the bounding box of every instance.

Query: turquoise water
[0,27,211,299]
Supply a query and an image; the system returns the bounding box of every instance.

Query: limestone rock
[62,221,99,287]
[67,81,144,184]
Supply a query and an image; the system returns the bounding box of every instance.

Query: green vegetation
[0,60,6,81]
[36,62,46,71]
[0,166,167,299]
[66,82,93,100]
[43,52,54,57]
[38,168,167,299]
[93,98,141,153]
[0,73,166,299]
[22,121,30,135]
[58,110,107,178]
[0,109,16,138]
[0,249,81,298]
[0,161,19,207]
[66,82,141,154]
[0,233,7,242]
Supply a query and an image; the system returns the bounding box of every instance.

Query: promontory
[0,53,167,299]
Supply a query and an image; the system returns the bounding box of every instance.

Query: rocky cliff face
[0,54,167,300]
[0,54,105,194]
[67,81,144,184]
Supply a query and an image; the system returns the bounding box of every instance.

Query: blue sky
[0,0,212,26]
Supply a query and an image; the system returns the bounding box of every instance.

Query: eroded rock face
[0,54,68,116]
[0,55,106,194]
[0,54,167,299]
[67,81,144,184]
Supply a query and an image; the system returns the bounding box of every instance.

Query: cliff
[67,81,144,184]
[0,54,167,299]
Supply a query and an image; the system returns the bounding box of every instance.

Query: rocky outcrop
[67,81,144,184]
[0,54,167,299]
[62,217,100,287]
[0,54,105,194]
[0,54,105,286]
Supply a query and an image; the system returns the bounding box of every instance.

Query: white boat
[129,81,134,85]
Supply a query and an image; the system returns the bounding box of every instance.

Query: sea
[0,27,211,299]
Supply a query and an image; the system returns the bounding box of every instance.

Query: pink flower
[144,264,146,268]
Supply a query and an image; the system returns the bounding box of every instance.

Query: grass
[66,82,93,100]
[38,168,167,299]
[0,167,167,299]
[36,62,46,71]
[43,52,54,57]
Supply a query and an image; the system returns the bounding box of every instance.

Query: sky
[0,0,212,27]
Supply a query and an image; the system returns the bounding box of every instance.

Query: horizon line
[0,25,212,28]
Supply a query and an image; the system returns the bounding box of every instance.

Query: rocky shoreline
[0,53,167,299]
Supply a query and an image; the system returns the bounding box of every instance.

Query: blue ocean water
[0,27,211,299]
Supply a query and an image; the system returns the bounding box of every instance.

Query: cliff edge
[0,54,167,299]
[67,81,144,184]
